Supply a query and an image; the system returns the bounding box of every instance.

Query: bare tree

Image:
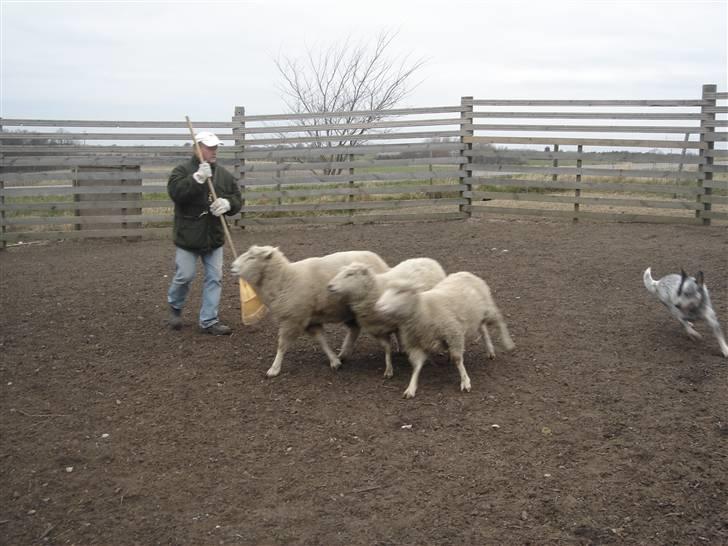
[274,30,425,174]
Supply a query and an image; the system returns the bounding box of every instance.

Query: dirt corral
[1,216,727,546]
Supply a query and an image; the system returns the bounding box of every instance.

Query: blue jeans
[167,246,224,328]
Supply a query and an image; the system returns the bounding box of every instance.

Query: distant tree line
[0,128,77,147]
[0,129,79,172]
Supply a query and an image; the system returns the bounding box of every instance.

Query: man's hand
[210,197,231,217]
[193,162,212,184]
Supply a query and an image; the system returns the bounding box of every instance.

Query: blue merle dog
[643,267,728,358]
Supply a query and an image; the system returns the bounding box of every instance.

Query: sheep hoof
[265,368,280,378]
[330,358,342,370]
[383,370,394,379]
[402,389,416,399]
[460,381,471,393]
[487,352,496,360]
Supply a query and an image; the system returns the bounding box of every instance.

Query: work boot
[200,322,232,336]
[168,307,182,330]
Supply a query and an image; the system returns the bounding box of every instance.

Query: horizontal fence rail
[460,84,727,225]
[232,103,469,228]
[0,84,726,245]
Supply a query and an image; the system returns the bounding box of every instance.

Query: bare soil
[1,216,727,546]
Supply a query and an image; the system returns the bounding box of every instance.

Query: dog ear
[696,271,704,286]
[678,269,688,296]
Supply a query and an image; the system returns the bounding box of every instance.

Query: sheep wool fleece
[167,156,243,253]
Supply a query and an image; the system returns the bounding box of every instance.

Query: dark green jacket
[167,157,243,252]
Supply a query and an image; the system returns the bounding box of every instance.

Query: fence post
[697,84,716,225]
[459,96,474,217]
[574,144,582,222]
[0,119,5,250]
[551,143,559,198]
[348,153,355,219]
[233,106,246,228]
[673,132,691,199]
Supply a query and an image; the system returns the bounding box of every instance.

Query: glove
[210,197,231,217]
[193,162,212,184]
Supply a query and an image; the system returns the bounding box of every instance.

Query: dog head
[676,269,705,315]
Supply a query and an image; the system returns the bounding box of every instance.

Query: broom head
[239,279,267,325]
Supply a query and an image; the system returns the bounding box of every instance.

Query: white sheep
[327,257,447,378]
[230,245,389,377]
[374,271,515,398]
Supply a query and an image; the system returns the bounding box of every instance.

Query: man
[166,131,242,335]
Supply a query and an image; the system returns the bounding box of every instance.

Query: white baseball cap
[194,131,223,147]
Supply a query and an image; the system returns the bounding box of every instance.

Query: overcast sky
[1,0,726,122]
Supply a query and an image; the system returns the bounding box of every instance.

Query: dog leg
[677,318,703,341]
[669,305,702,341]
[704,309,728,358]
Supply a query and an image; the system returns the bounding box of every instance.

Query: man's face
[200,144,218,163]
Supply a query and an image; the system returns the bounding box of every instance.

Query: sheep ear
[696,271,704,286]
[680,268,688,279]
[263,247,276,260]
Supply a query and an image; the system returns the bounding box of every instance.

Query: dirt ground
[1,215,727,546]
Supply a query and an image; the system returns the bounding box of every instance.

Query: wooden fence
[0,84,725,245]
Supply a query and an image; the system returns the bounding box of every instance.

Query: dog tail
[643,267,658,295]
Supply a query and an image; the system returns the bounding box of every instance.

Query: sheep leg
[403,348,427,399]
[337,322,361,360]
[267,328,296,377]
[486,307,515,352]
[377,337,394,378]
[452,352,471,393]
[391,331,402,353]
[480,324,496,359]
[499,319,516,352]
[310,328,343,370]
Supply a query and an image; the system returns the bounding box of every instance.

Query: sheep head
[374,280,418,320]
[231,245,281,286]
[327,262,376,300]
